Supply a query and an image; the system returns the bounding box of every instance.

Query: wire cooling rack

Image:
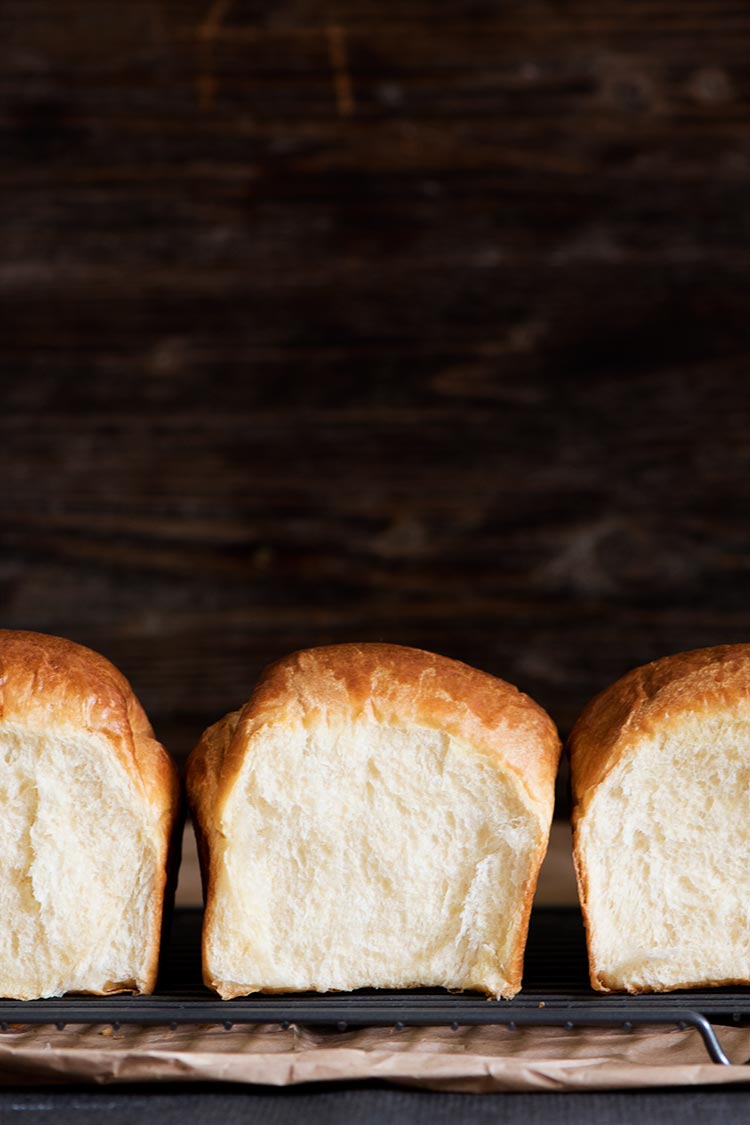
[0,907,747,1066]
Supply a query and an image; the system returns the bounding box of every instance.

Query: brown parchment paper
[1,1022,750,1092]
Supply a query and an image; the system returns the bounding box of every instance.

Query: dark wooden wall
[2,1,750,765]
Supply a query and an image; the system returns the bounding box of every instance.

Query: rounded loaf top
[190,642,562,824]
[0,629,178,814]
[569,643,750,812]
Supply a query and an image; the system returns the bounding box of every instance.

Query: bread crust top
[569,643,750,816]
[0,629,179,820]
[187,642,561,829]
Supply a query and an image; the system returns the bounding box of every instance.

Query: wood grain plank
[1,0,750,789]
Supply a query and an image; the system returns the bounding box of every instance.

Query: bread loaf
[0,630,180,999]
[570,644,750,993]
[187,643,561,999]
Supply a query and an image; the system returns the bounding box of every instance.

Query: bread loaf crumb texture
[578,714,750,991]
[0,724,161,998]
[207,720,539,997]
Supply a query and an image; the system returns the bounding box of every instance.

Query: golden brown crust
[570,838,604,991]
[0,630,180,995]
[569,644,750,994]
[569,644,750,815]
[186,711,241,991]
[186,643,562,998]
[0,630,178,819]
[189,643,561,831]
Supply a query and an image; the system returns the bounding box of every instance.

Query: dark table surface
[3,0,750,1114]
[4,1085,750,1124]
